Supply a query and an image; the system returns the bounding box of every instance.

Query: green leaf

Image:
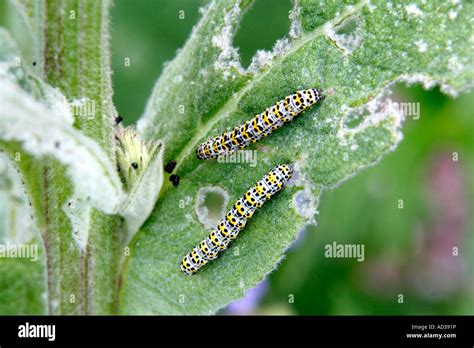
[0,256,46,314]
[137,0,254,157]
[119,0,473,314]
[0,76,125,214]
[0,151,46,314]
[0,149,38,245]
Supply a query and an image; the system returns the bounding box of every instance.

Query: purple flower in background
[363,151,468,301]
[409,152,468,299]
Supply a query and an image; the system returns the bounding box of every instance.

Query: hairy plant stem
[25,0,120,314]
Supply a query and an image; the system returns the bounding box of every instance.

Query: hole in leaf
[234,0,292,68]
[327,15,363,54]
[335,16,359,35]
[292,188,316,220]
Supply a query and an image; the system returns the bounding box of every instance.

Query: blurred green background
[1,0,472,315]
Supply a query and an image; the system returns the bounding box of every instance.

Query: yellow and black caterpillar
[180,164,293,275]
[196,89,325,160]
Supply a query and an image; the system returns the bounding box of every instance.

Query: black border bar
[0,315,472,346]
